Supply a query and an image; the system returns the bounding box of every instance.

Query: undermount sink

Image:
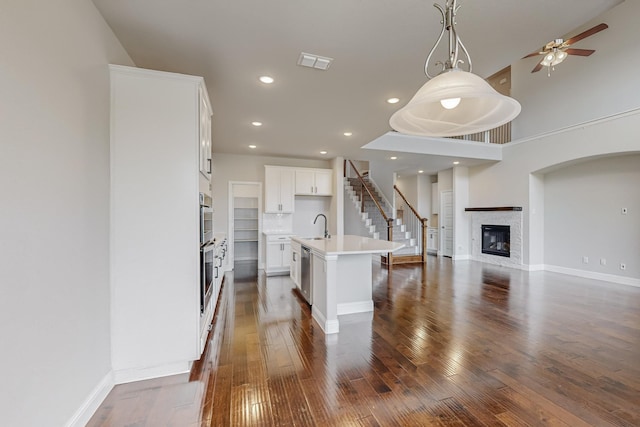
[304,237,325,240]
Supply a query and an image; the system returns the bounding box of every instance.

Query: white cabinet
[290,240,301,288]
[265,166,295,213]
[427,228,438,254]
[265,234,293,276]
[109,65,212,381]
[295,168,333,196]
[199,87,212,179]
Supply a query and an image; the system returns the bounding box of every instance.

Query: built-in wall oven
[200,193,215,314]
[200,193,214,244]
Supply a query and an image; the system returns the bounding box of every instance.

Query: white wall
[417,174,432,222]
[544,154,640,278]
[368,159,397,206]
[469,110,640,270]
[395,175,417,209]
[453,167,470,259]
[437,169,453,192]
[0,1,133,426]
[512,0,640,139]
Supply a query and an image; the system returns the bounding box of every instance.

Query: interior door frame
[440,190,453,257]
[228,181,263,269]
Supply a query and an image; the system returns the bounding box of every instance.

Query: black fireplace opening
[482,225,511,257]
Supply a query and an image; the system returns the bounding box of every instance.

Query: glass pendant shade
[389,69,521,137]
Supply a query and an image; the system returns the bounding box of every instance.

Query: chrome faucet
[313,213,330,239]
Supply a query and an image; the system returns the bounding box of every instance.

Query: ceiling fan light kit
[390,0,521,138]
[526,23,608,75]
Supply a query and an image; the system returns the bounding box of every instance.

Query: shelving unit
[233,196,259,263]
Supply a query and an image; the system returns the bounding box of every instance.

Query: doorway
[229,182,262,281]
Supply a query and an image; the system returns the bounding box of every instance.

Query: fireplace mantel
[465,206,522,212]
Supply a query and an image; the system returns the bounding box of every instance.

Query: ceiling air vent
[297,52,333,70]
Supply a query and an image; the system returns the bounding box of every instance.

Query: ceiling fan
[524,23,608,75]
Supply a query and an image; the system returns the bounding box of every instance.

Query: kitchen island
[291,235,404,334]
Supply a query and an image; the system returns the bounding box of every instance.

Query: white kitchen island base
[292,235,403,334]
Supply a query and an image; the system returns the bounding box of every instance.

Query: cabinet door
[199,89,212,179]
[290,249,298,285]
[264,167,281,212]
[295,169,315,195]
[314,170,333,195]
[266,243,282,269]
[282,242,292,269]
[279,168,295,212]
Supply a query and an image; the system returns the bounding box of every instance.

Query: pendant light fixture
[390,0,521,138]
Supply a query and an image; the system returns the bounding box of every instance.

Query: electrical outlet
[620,263,626,270]
[582,256,589,264]
[600,258,607,266]
[621,207,628,215]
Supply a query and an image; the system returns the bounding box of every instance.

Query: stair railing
[346,160,395,266]
[394,185,428,263]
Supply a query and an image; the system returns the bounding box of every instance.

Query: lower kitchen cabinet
[427,228,438,254]
[265,234,293,276]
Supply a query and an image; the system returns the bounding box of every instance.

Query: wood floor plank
[88,258,640,426]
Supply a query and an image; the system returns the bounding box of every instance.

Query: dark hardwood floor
[88,257,640,426]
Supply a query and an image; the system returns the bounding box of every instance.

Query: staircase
[344,174,422,263]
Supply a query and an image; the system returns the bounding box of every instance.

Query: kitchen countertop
[292,235,404,256]
[262,230,294,235]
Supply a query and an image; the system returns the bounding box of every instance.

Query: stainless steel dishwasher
[300,246,312,304]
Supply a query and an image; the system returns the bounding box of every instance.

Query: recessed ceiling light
[249,145,257,149]
[343,132,353,137]
[251,121,262,127]
[390,156,397,160]
[259,76,274,84]
[453,161,460,165]
[387,97,400,104]
[320,151,328,155]
[418,170,424,174]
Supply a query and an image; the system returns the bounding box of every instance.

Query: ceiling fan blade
[523,51,543,59]
[531,61,544,73]
[565,48,595,56]
[565,23,608,46]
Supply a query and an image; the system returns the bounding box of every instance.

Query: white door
[440,190,454,257]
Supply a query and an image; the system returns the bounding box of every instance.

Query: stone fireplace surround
[466,207,523,268]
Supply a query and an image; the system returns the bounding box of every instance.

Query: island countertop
[292,235,404,256]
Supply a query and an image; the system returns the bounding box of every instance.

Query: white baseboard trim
[337,300,374,315]
[312,306,339,334]
[113,361,191,385]
[527,264,545,272]
[65,371,114,427]
[544,264,640,288]
[452,254,471,261]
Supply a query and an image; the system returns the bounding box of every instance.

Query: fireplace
[482,225,510,257]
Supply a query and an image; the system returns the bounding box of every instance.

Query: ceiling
[93,0,621,175]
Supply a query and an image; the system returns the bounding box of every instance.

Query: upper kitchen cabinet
[295,168,333,196]
[264,166,295,213]
[199,87,213,181]
[109,65,208,382]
